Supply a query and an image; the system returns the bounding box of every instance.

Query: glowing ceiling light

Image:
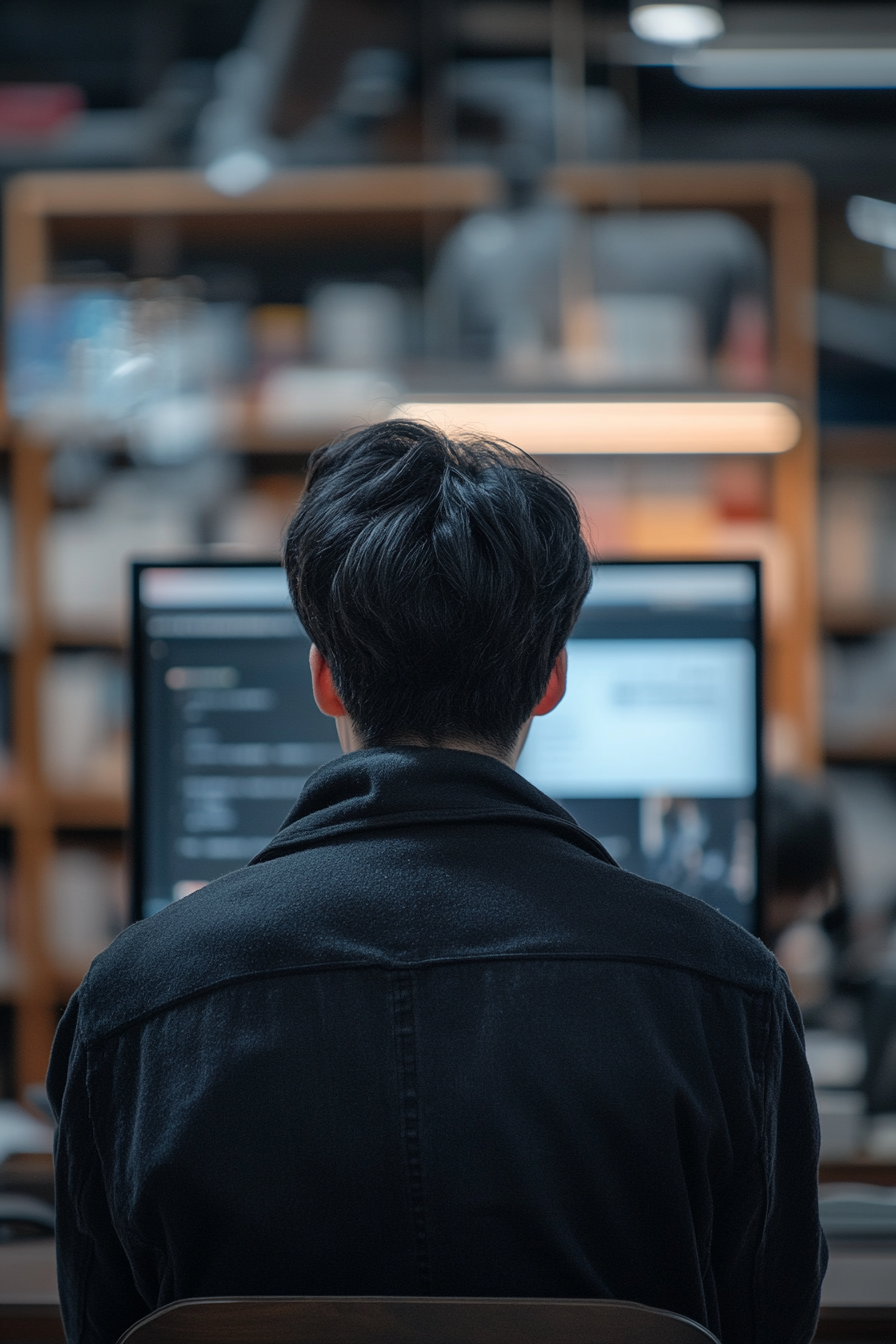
[630,2,724,46]
[390,398,801,456]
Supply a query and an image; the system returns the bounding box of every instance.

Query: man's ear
[309,645,347,718]
[532,648,567,718]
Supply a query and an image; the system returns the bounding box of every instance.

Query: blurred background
[0,0,895,1179]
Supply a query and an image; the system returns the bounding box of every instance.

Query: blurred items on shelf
[807,1031,867,1090]
[866,1113,896,1160]
[0,65,214,172]
[824,633,896,758]
[552,454,793,624]
[309,284,406,369]
[6,209,772,455]
[212,475,301,554]
[251,282,407,437]
[7,278,409,450]
[815,1088,868,1163]
[427,203,770,390]
[821,462,896,758]
[257,368,401,438]
[40,654,127,794]
[553,455,798,768]
[808,1032,867,1166]
[819,1183,896,1242]
[45,847,126,978]
[821,474,896,616]
[8,282,245,462]
[0,1103,53,1165]
[249,305,307,379]
[0,84,83,140]
[43,449,298,631]
[43,462,215,637]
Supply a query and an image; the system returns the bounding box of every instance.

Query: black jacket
[48,748,826,1344]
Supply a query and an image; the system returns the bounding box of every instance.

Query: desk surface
[0,1239,893,1310]
[822,1246,896,1307]
[0,1240,57,1305]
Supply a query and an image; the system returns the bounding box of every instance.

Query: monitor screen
[518,561,761,931]
[131,563,340,919]
[132,559,761,931]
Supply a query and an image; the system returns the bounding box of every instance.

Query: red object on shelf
[0,85,84,140]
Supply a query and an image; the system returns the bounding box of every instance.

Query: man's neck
[382,736,516,766]
[335,716,529,769]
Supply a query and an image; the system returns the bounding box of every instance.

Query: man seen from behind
[49,420,826,1344]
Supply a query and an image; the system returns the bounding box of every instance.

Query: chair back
[117,1295,720,1344]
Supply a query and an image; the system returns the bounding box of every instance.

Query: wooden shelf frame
[2,162,819,1092]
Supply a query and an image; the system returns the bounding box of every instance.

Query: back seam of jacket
[391,968,432,1293]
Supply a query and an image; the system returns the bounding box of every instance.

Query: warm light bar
[390,399,802,455]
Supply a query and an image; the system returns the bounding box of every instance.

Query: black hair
[765,776,838,895]
[283,419,591,755]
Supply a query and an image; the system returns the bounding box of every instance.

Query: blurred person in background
[765,775,896,1126]
[765,776,841,1014]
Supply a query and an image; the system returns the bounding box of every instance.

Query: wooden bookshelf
[2,162,820,1092]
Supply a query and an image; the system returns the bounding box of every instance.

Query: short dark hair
[283,419,591,754]
[765,777,838,895]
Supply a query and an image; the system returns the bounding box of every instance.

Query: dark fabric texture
[48,748,826,1344]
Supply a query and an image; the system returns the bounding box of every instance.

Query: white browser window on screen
[517,563,761,931]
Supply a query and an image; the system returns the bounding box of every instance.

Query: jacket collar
[250,747,618,868]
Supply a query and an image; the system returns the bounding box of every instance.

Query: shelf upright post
[768,168,820,771]
[4,175,59,1092]
[10,438,57,1091]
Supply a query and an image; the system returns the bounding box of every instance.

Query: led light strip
[676,48,896,90]
[390,399,802,455]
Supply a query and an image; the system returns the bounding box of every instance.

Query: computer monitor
[132,558,761,931]
[517,560,762,931]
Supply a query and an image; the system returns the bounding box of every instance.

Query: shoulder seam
[82,950,777,1046]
